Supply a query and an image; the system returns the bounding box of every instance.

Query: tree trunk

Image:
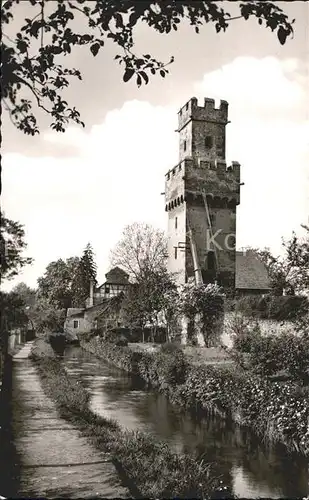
[152,324,156,343]
[166,324,170,343]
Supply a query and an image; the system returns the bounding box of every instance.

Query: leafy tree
[179,282,225,346]
[72,243,97,307]
[0,215,32,385]
[1,0,294,135]
[29,297,66,333]
[283,224,309,333]
[37,256,80,310]
[0,291,29,333]
[0,211,33,280]
[12,282,36,306]
[122,265,177,341]
[122,283,149,340]
[12,282,37,333]
[0,291,29,357]
[283,224,309,296]
[110,222,167,281]
[245,225,309,298]
[141,266,179,341]
[159,281,180,342]
[12,282,66,335]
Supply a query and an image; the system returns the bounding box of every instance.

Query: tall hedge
[235,295,308,321]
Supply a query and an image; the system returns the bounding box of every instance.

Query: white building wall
[167,203,187,285]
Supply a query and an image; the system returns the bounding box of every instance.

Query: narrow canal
[63,346,309,499]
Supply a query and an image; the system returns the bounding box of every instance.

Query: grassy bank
[30,340,227,499]
[81,337,309,457]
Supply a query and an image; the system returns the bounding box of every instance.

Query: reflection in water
[63,346,309,499]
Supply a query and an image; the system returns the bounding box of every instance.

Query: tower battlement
[165,96,240,290]
[165,158,240,185]
[177,97,229,132]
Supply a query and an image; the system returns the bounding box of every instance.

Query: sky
[2,1,309,290]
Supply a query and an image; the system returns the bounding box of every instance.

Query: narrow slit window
[184,140,186,151]
[205,136,213,149]
[175,217,178,229]
[174,247,178,259]
[207,251,215,271]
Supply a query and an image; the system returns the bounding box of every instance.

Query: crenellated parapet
[165,157,241,211]
[177,97,229,132]
[164,158,188,211]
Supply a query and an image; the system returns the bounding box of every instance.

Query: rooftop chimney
[89,279,94,307]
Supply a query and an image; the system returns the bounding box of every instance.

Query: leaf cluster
[0,291,29,343]
[122,265,177,333]
[0,210,33,280]
[231,317,309,385]
[1,0,295,134]
[37,256,81,309]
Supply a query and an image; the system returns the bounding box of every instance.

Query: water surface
[63,346,309,499]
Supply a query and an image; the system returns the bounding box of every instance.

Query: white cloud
[2,102,178,289]
[195,56,306,117]
[195,56,309,254]
[2,57,308,289]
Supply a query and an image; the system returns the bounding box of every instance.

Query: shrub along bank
[30,342,226,499]
[81,337,309,457]
[233,294,308,321]
[231,321,309,385]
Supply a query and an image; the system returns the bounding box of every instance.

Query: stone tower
[165,97,241,288]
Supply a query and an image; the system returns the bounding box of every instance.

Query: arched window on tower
[207,250,216,271]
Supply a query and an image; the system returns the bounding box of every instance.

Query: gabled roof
[97,267,129,288]
[236,251,271,290]
[85,294,124,318]
[106,266,128,276]
[66,308,85,318]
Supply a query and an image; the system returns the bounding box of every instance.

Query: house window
[205,136,213,149]
[105,286,110,294]
[73,320,79,329]
[207,251,216,271]
[175,217,178,229]
[184,140,186,151]
[174,247,178,259]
